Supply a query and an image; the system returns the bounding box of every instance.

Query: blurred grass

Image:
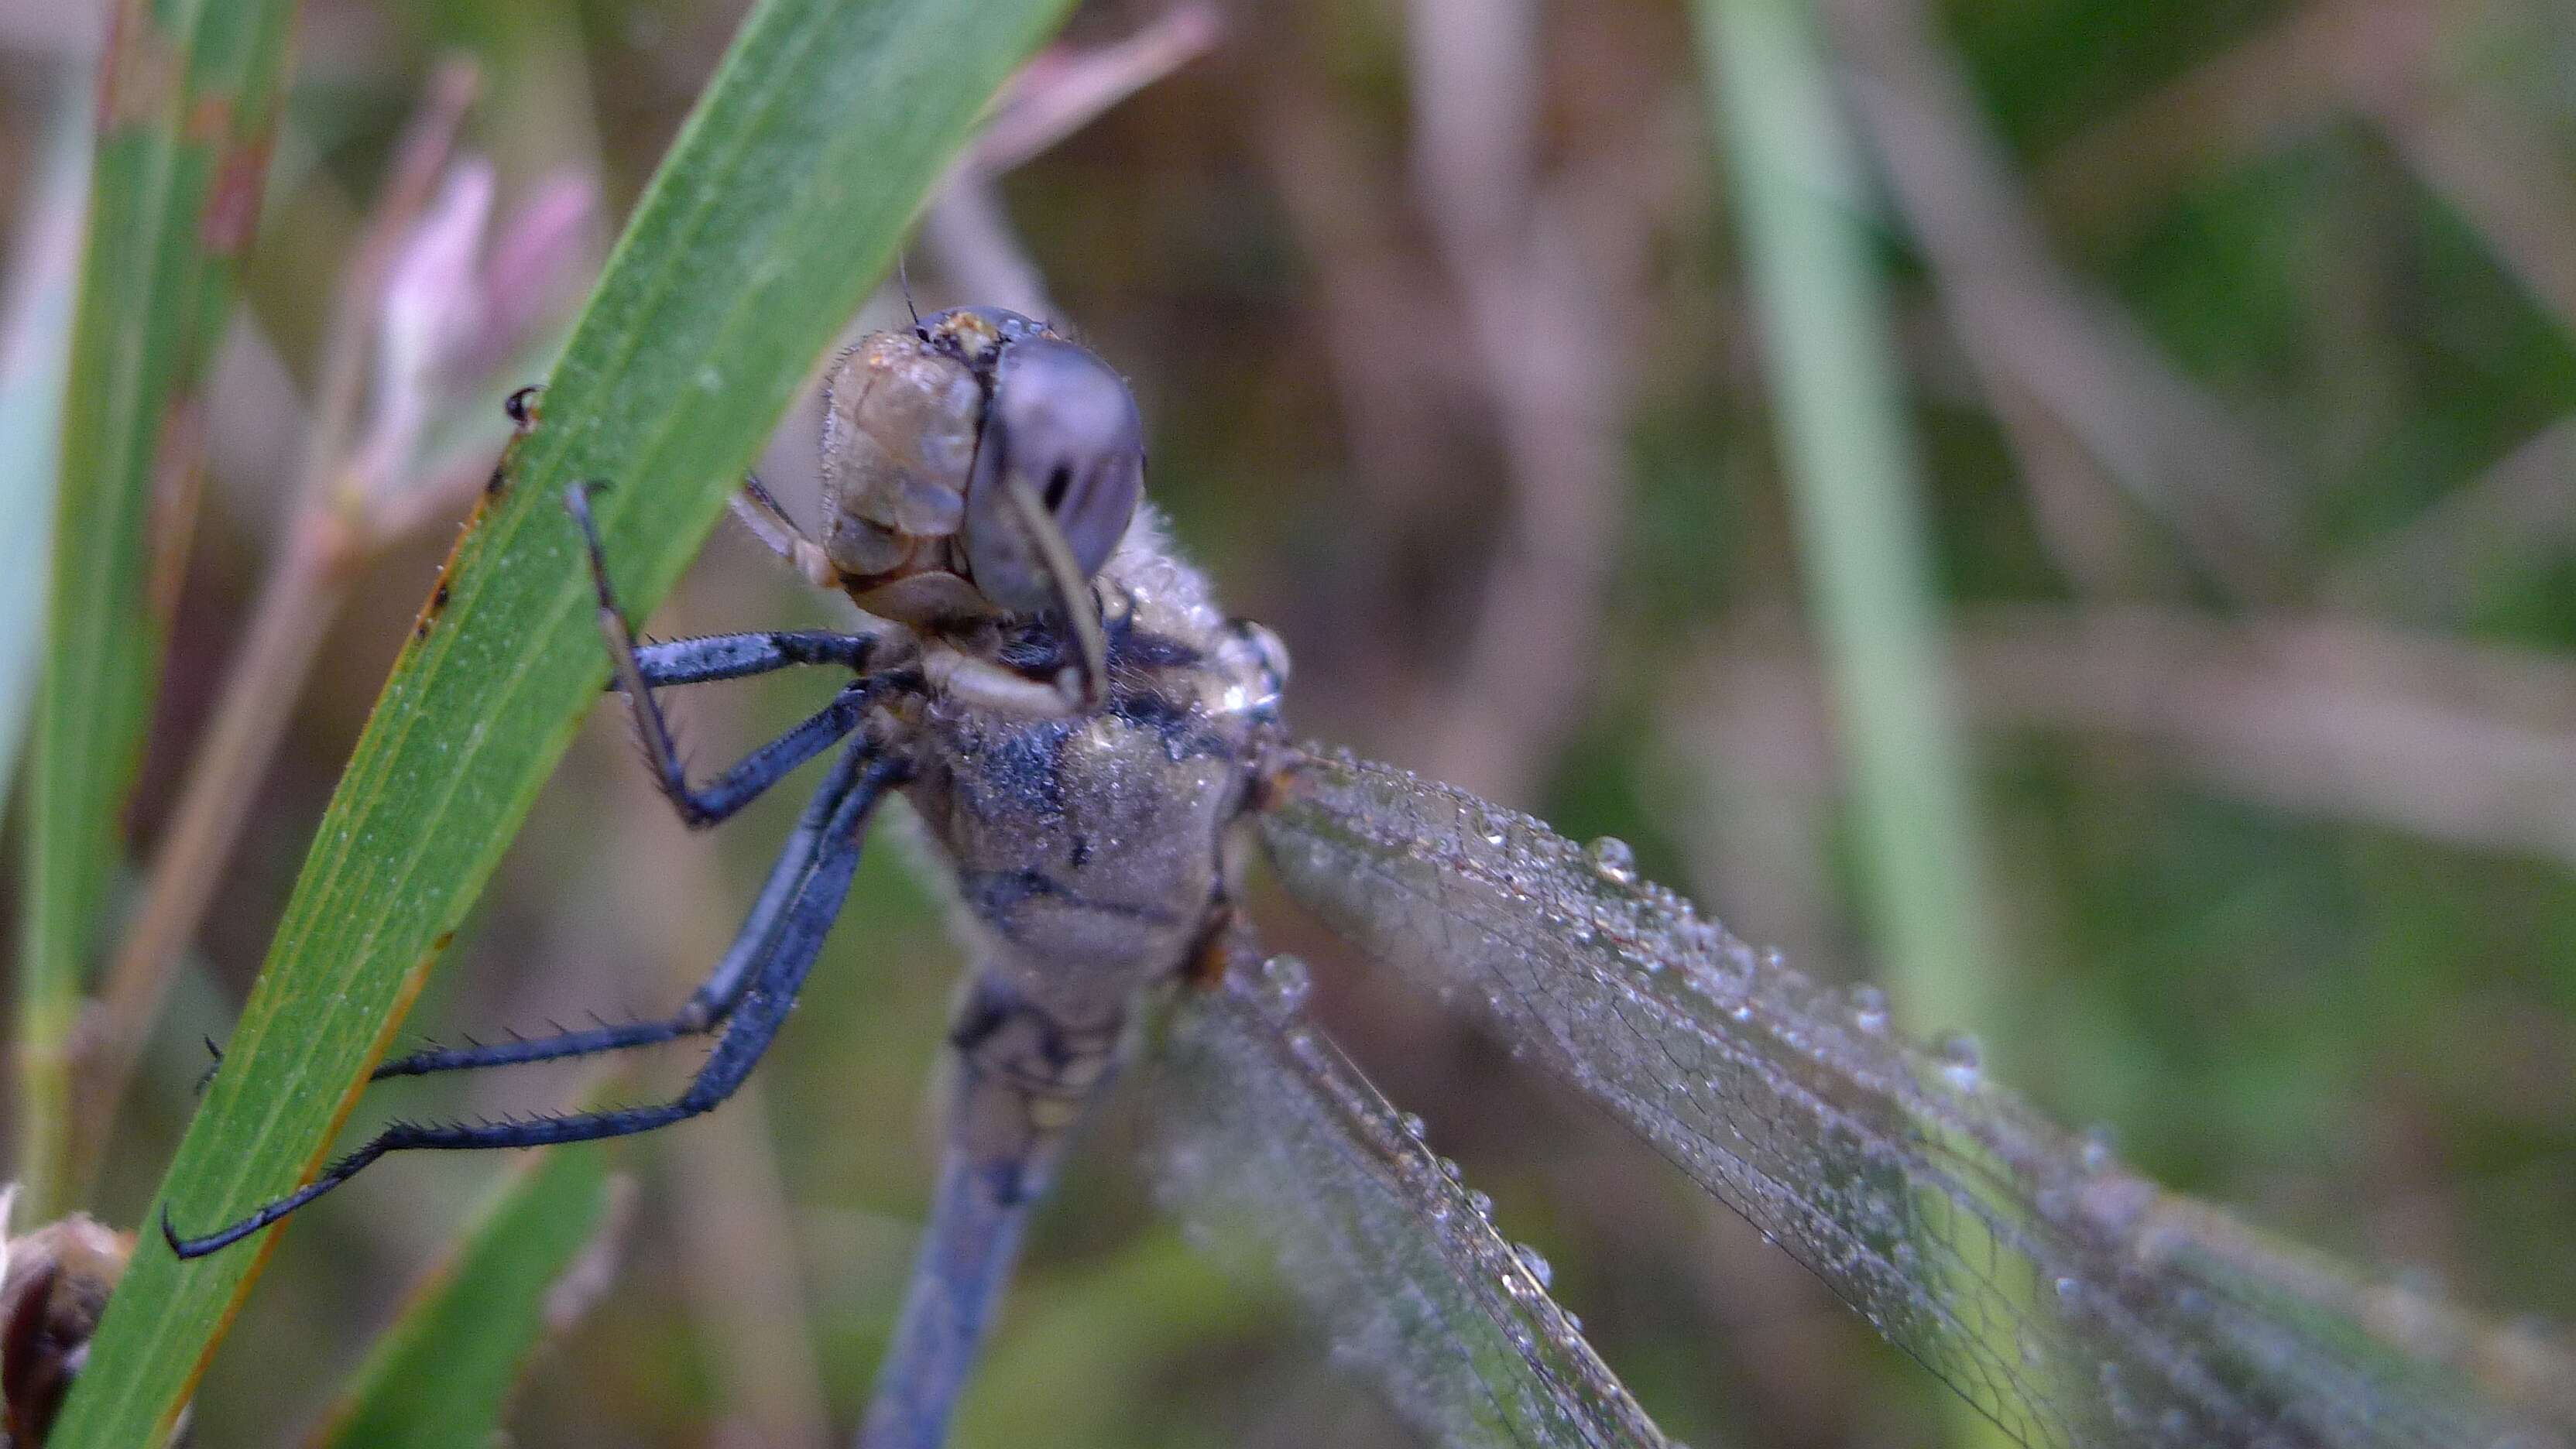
[46,2,1071,1444]
[0,86,84,799]
[15,0,300,1225]
[306,1133,617,1449]
[1692,0,2001,1043]
[1693,1,2019,1439]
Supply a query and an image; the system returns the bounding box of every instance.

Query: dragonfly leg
[163,743,904,1259]
[732,471,839,589]
[635,681,873,830]
[628,629,875,688]
[857,976,1125,1449]
[570,481,885,828]
[374,730,885,1082]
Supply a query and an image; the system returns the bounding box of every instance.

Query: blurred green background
[3,0,2572,1444]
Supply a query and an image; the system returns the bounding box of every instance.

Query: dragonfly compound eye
[962,336,1145,615]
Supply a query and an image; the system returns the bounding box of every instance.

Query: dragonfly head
[817,307,1143,628]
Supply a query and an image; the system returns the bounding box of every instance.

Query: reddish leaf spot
[413,557,462,642]
[146,395,206,629]
[182,91,229,146]
[95,0,180,133]
[200,124,276,257]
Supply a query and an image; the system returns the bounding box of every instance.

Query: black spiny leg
[163,742,907,1259]
[568,481,876,829]
[636,682,871,829]
[370,722,883,1083]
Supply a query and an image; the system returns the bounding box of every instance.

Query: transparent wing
[1254,745,2576,1449]
[1150,945,1670,1449]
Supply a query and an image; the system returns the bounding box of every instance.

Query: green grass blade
[0,85,87,796]
[1689,0,2001,1050]
[48,2,1072,1443]
[305,1142,619,1449]
[1694,2,2021,1444]
[15,0,299,1224]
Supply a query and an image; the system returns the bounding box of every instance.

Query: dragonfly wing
[1254,745,2576,1449]
[1150,944,1671,1449]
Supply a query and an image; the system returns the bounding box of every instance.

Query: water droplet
[2080,1125,2117,1173]
[1257,954,1312,1010]
[2054,1276,2082,1307]
[1583,835,1638,886]
[1398,1112,1428,1139]
[1466,1189,1494,1218]
[1439,1156,1463,1181]
[1934,1031,1983,1090]
[1514,1242,1554,1288]
[1851,985,1889,1035]
[1480,824,1508,848]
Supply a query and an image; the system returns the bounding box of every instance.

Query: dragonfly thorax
[899,509,1288,1026]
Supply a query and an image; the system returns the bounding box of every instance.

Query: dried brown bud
[1,1197,135,1447]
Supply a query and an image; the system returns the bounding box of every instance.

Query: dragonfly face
[815,306,1143,628]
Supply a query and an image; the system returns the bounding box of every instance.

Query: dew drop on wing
[2080,1125,2118,1174]
[1933,1030,1984,1091]
[1851,984,1891,1035]
[1583,835,1638,887]
[1514,1242,1554,1290]
[1252,748,2576,1449]
[1147,952,1669,1447]
[1256,953,1312,1011]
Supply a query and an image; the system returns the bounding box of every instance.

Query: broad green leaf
[15,0,298,1224]
[50,2,1072,1443]
[305,1142,618,1449]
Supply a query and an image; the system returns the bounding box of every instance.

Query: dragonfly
[162,305,2575,1449]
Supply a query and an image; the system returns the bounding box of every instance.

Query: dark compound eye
[961,337,1145,615]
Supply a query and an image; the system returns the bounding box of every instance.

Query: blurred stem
[1402,0,1631,805]
[0,91,87,799]
[1696,2,2014,1442]
[1690,0,1999,1041]
[67,64,482,1203]
[923,180,1055,320]
[924,6,1223,318]
[16,0,300,1224]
